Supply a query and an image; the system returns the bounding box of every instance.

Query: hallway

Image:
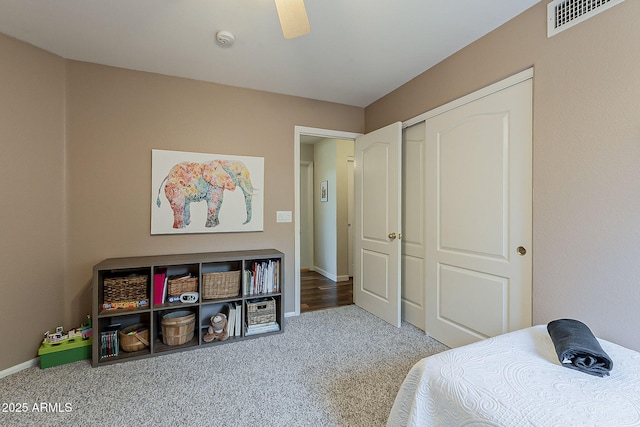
[300,270,353,313]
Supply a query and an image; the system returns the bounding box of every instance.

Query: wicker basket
[103,275,148,303]
[247,297,276,326]
[167,276,198,297]
[161,310,196,346]
[119,323,149,352]
[202,271,241,300]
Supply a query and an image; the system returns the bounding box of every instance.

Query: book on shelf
[162,275,168,303]
[153,269,167,305]
[245,321,280,336]
[234,301,242,337]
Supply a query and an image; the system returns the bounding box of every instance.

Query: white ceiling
[0,0,540,107]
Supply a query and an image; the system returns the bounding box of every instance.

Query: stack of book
[244,260,280,296]
[100,326,119,359]
[223,302,242,338]
[245,321,280,336]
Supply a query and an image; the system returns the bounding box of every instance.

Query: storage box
[246,297,276,326]
[103,275,148,303]
[202,270,241,299]
[38,337,92,369]
[167,276,198,297]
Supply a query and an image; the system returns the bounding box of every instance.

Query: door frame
[293,126,361,316]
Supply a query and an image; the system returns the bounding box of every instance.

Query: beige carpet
[0,305,447,427]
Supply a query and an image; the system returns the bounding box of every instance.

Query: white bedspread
[387,325,640,426]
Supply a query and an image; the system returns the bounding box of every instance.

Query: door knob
[517,246,527,256]
[388,232,397,240]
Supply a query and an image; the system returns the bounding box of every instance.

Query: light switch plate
[276,211,292,223]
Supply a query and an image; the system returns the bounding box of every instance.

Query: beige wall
[366,2,640,350]
[0,34,66,370]
[64,61,363,328]
[0,37,363,371]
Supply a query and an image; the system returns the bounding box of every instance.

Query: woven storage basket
[247,297,276,326]
[119,323,149,352]
[103,275,148,303]
[202,271,241,300]
[167,276,198,297]
[161,310,195,346]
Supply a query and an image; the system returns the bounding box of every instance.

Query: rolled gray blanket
[547,319,613,377]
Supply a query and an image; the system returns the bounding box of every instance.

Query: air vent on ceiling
[547,0,625,37]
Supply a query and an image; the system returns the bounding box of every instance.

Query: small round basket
[161,310,196,346]
[119,323,149,352]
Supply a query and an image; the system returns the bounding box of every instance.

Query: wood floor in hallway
[300,270,353,313]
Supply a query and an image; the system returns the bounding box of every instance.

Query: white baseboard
[0,358,38,379]
[313,266,337,282]
[312,267,351,283]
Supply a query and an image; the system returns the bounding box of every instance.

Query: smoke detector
[215,30,235,47]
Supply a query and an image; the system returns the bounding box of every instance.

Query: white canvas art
[151,149,264,234]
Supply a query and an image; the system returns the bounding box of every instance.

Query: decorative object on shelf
[160,310,196,346]
[203,313,229,342]
[119,323,149,352]
[320,180,328,202]
[152,149,264,234]
[179,292,199,303]
[202,270,241,299]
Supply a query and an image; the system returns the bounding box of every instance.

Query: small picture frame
[320,180,328,202]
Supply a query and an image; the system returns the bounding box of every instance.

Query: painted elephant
[156,160,254,228]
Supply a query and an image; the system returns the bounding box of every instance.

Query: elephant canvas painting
[151,149,264,234]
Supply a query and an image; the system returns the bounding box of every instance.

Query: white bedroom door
[424,77,533,347]
[354,122,402,327]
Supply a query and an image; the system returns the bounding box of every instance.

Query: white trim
[313,265,337,282]
[403,68,534,128]
[0,358,38,378]
[294,126,361,317]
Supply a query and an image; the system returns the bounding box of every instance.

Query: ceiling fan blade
[275,0,311,39]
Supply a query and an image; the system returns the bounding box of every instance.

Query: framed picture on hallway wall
[320,180,328,202]
[151,149,264,234]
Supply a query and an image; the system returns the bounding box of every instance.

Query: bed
[387,325,640,426]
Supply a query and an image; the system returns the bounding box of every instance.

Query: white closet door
[425,78,533,347]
